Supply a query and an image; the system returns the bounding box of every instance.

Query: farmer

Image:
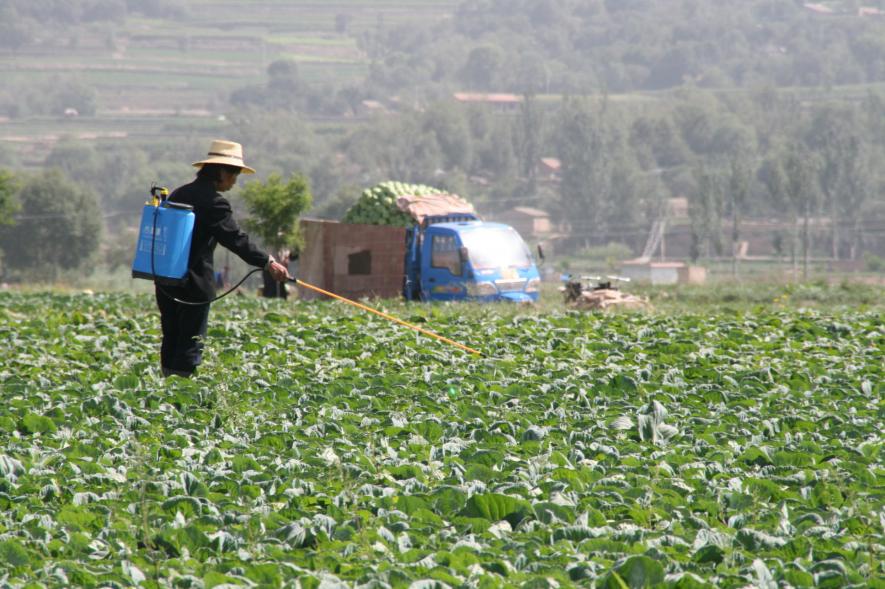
[156,139,290,378]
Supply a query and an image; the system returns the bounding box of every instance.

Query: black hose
[167,268,263,306]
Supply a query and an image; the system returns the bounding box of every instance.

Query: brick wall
[299,219,406,301]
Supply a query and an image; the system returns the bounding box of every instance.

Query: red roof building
[453,93,523,112]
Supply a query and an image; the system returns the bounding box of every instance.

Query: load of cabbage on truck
[298,181,541,303]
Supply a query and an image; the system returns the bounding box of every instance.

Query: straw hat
[191,139,256,174]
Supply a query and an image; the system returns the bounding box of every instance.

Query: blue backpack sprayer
[130,184,481,355]
[131,184,269,306]
[131,186,194,285]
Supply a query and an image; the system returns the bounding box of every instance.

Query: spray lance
[131,185,481,357]
[290,278,481,356]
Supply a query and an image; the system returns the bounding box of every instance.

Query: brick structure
[299,219,406,301]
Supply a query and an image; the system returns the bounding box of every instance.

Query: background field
[0,0,459,164]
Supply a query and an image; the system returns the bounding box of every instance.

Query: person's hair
[197,163,242,182]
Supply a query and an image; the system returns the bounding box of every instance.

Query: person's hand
[266,257,290,282]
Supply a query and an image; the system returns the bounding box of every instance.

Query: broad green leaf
[610,555,665,588]
[692,544,724,564]
[0,454,25,478]
[532,502,574,524]
[432,487,467,517]
[0,539,30,568]
[464,463,497,483]
[810,482,844,508]
[56,505,100,531]
[459,493,531,526]
[21,412,57,434]
[551,525,610,543]
[668,573,715,588]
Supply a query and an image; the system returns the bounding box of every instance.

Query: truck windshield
[460,227,533,270]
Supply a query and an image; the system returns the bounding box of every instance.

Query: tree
[0,9,34,52]
[673,92,720,156]
[837,140,878,260]
[690,163,725,261]
[346,114,444,182]
[474,116,516,180]
[267,59,300,95]
[44,141,102,189]
[554,97,624,247]
[83,0,127,23]
[0,170,102,280]
[782,146,820,280]
[727,153,753,277]
[514,94,544,189]
[50,77,97,117]
[422,102,472,172]
[239,173,312,298]
[239,173,312,256]
[630,114,691,169]
[646,45,694,90]
[514,55,550,94]
[0,170,19,225]
[805,105,868,260]
[460,46,504,91]
[226,109,317,174]
[760,155,793,267]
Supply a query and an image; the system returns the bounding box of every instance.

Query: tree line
[360,0,885,95]
[0,0,187,42]
[2,85,883,280]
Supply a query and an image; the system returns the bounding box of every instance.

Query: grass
[22,264,883,317]
[633,280,885,312]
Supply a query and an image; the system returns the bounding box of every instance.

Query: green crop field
[0,291,882,587]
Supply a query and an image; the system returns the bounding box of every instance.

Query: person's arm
[208,195,289,280]
[263,253,290,281]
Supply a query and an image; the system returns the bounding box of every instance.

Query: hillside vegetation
[1,0,885,283]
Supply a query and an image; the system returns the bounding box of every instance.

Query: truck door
[421,230,466,301]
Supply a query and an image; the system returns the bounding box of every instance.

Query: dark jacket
[163,177,269,302]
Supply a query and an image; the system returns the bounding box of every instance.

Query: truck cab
[403,214,541,303]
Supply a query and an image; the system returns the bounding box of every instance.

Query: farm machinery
[560,274,649,311]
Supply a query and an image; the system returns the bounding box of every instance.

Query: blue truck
[402,213,541,303]
[299,213,542,303]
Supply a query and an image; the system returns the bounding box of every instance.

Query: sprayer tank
[131,202,195,285]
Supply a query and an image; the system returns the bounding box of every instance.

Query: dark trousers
[156,288,210,376]
[262,269,287,298]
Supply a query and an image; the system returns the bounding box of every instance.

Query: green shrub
[865,253,884,273]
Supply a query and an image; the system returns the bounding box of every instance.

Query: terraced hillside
[0,1,458,164]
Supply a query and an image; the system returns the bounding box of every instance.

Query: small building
[453,93,523,113]
[803,3,835,15]
[538,157,561,181]
[299,219,406,301]
[619,260,706,285]
[357,100,389,115]
[493,207,552,240]
[666,196,689,219]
